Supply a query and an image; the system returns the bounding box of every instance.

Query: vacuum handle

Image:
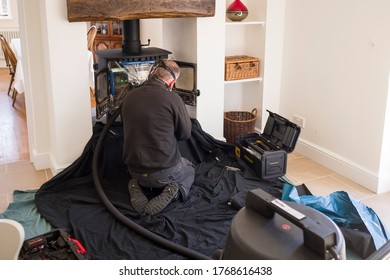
[246,188,337,259]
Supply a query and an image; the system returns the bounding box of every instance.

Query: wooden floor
[0,67,29,164]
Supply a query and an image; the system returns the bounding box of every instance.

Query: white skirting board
[295,138,390,194]
[31,149,66,176]
[31,149,51,171]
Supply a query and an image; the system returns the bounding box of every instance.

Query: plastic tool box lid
[262,110,301,153]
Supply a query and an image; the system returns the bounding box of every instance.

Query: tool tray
[235,110,301,179]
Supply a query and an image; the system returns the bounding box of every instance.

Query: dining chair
[87,25,97,52]
[0,219,25,260]
[87,25,98,105]
[0,34,18,106]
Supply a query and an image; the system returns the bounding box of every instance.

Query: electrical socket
[293,115,305,128]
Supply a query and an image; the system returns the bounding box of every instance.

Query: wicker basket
[224,108,258,144]
[225,55,260,81]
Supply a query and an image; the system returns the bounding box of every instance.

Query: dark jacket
[121,78,192,173]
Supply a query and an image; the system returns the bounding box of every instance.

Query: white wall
[195,1,225,139]
[0,0,19,66]
[140,19,163,49]
[261,0,285,128]
[17,0,50,169]
[0,0,18,28]
[280,0,390,193]
[17,0,92,174]
[155,2,226,139]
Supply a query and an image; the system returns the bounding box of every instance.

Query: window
[0,0,10,18]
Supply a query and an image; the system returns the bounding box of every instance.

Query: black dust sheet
[35,120,284,260]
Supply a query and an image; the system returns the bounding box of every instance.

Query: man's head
[153,60,180,89]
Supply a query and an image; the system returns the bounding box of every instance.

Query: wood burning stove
[94,19,199,120]
[95,59,199,119]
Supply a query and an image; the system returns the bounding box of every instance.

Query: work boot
[144,183,179,215]
[128,179,148,213]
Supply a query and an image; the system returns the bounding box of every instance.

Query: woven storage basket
[224,108,258,144]
[225,55,260,81]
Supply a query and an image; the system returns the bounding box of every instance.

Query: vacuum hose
[91,107,211,260]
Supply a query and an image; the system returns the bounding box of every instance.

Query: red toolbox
[19,228,88,260]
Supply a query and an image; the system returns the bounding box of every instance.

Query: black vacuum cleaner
[220,188,346,260]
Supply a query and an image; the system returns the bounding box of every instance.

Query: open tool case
[235,110,301,179]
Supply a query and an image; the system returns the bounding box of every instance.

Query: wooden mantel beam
[66,0,216,22]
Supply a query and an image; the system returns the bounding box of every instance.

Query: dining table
[10,38,24,93]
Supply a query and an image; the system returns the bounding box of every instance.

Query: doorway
[0,0,27,163]
[0,68,28,163]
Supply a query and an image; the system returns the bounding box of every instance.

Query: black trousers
[129,157,195,200]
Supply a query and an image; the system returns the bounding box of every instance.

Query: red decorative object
[226,0,248,21]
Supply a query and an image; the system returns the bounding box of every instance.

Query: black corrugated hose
[91,106,211,260]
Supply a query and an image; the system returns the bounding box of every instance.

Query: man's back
[121,78,191,173]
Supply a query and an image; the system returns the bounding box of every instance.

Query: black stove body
[94,19,199,119]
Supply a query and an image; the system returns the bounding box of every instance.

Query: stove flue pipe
[122,19,145,54]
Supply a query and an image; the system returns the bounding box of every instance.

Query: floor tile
[303,176,371,200]
[361,191,390,229]
[0,192,13,214]
[6,160,35,172]
[0,193,8,213]
[0,167,47,193]
[330,174,374,198]
[286,157,335,183]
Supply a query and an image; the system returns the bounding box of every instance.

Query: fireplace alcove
[19,0,280,174]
